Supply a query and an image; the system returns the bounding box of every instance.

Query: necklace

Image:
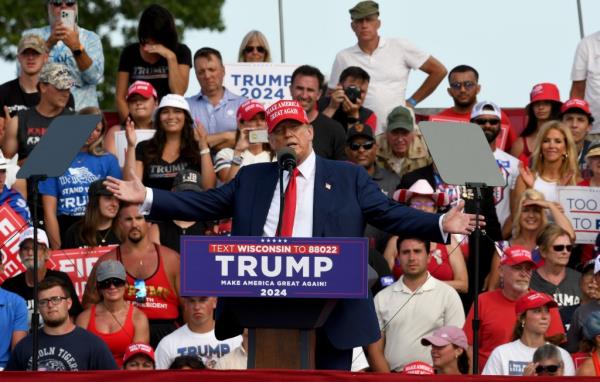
[98,228,112,244]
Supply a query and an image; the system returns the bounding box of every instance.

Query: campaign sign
[48,245,117,300]
[114,129,155,167]
[224,63,299,107]
[181,236,368,299]
[0,205,28,284]
[558,186,600,244]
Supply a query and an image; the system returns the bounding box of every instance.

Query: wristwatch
[72,44,84,57]
[231,156,243,166]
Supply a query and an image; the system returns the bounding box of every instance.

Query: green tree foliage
[0,1,225,109]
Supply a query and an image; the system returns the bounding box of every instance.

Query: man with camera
[319,66,377,132]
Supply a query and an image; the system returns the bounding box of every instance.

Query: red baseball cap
[528,83,561,105]
[500,245,536,267]
[402,361,435,375]
[515,291,558,315]
[123,343,155,365]
[561,98,592,116]
[126,80,157,101]
[265,100,309,133]
[237,100,265,122]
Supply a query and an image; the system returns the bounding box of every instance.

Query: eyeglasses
[348,141,375,151]
[552,244,573,252]
[410,201,435,208]
[244,46,266,54]
[39,296,68,307]
[449,81,476,90]
[535,364,560,374]
[473,118,501,126]
[98,278,126,290]
[49,0,76,6]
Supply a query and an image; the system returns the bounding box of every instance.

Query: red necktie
[280,168,299,237]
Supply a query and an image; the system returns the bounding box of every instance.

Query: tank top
[87,303,135,367]
[533,176,558,203]
[393,244,454,281]
[518,137,532,166]
[593,352,600,376]
[116,244,179,320]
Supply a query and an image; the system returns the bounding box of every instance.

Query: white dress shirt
[262,151,316,237]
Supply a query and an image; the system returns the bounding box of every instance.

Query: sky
[1,0,599,109]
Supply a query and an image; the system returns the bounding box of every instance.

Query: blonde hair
[530,121,579,185]
[238,30,271,62]
[78,107,107,156]
[512,189,548,239]
[536,223,571,256]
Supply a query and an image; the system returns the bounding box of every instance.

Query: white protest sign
[558,186,600,244]
[115,129,156,167]
[224,63,299,106]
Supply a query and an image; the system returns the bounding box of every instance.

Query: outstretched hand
[104,169,146,204]
[442,200,485,235]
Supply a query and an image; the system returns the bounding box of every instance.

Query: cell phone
[60,9,75,30]
[249,129,268,144]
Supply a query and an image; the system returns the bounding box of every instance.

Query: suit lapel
[312,157,334,237]
[249,164,279,236]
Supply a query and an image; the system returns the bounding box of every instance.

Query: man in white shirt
[155,296,242,369]
[329,0,446,133]
[570,30,600,135]
[367,236,465,372]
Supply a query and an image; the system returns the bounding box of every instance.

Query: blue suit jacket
[151,156,444,349]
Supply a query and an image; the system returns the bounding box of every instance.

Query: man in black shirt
[0,34,74,140]
[1,227,82,324]
[289,65,347,160]
[318,66,377,131]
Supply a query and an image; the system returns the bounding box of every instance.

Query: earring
[521,321,525,328]
[563,153,568,159]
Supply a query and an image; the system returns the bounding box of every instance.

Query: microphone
[277,147,297,172]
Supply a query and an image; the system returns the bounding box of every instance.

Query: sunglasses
[473,118,500,126]
[244,46,266,54]
[349,141,375,151]
[552,244,573,252]
[535,364,560,374]
[98,278,126,290]
[49,0,76,6]
[449,81,476,90]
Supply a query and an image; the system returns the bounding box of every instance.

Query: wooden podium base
[248,328,316,369]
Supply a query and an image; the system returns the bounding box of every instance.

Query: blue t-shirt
[0,288,28,369]
[38,152,121,216]
[5,326,117,371]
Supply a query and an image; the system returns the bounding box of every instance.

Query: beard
[43,314,68,328]
[483,127,501,143]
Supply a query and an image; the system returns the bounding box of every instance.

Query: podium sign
[181,236,368,299]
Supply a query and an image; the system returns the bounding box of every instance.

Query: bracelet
[407,97,418,107]
[231,156,243,166]
[200,148,210,155]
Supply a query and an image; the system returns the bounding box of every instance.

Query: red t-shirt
[393,244,454,281]
[463,289,565,372]
[433,107,516,151]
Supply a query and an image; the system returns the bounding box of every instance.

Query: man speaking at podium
[105,100,481,370]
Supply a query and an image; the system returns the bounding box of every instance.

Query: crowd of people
[0,0,600,376]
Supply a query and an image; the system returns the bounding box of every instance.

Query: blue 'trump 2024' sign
[181,236,368,299]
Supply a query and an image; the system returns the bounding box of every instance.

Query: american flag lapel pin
[325,182,331,190]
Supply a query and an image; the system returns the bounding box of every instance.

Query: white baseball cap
[19,227,49,247]
[470,101,502,121]
[594,255,600,275]
[153,94,192,120]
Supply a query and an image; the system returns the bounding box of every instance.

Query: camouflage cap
[349,1,379,20]
[18,34,47,55]
[38,62,73,90]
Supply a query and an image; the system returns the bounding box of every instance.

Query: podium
[180,236,369,369]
